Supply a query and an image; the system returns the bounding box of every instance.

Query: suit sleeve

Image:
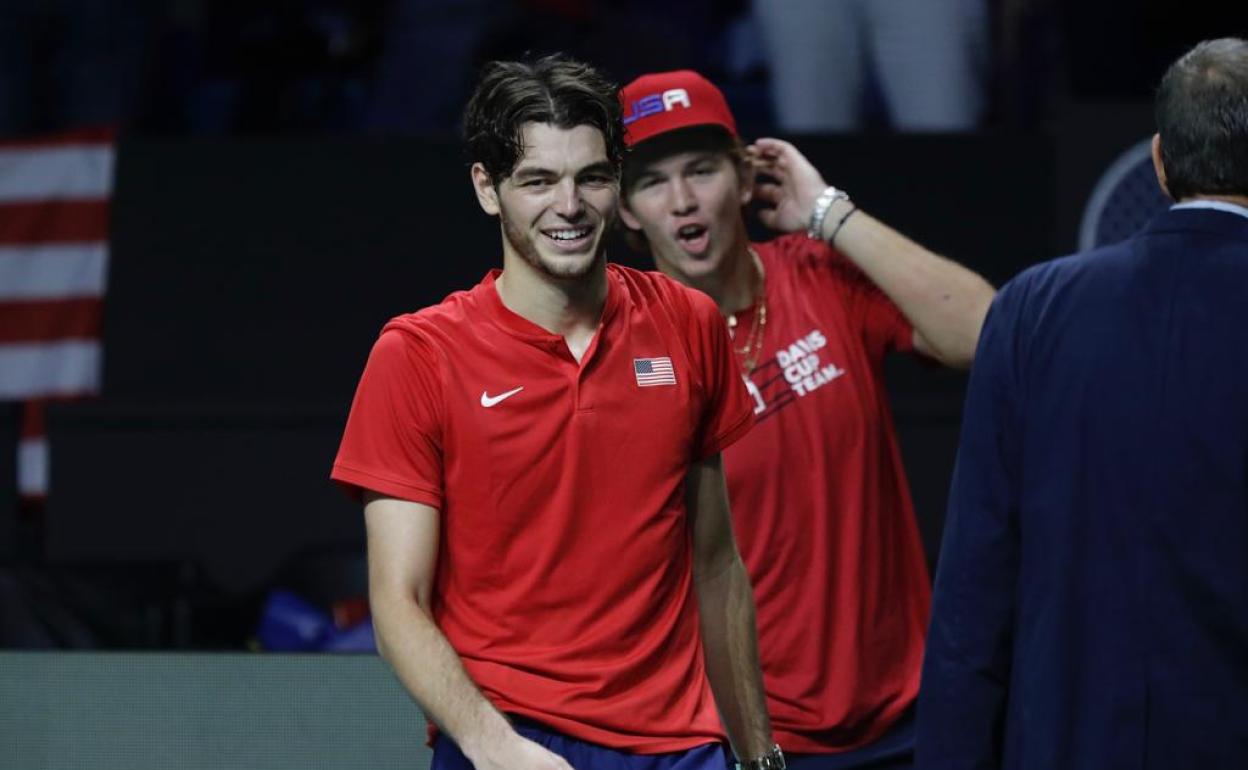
[331,327,445,509]
[916,279,1025,769]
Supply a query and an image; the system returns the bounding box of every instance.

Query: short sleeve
[330,327,445,508]
[819,240,914,357]
[686,290,755,459]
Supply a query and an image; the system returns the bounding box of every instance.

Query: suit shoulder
[990,242,1142,342]
[1004,241,1133,302]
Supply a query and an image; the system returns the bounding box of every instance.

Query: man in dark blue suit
[917,38,1248,770]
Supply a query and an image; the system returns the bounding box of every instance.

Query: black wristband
[828,204,858,245]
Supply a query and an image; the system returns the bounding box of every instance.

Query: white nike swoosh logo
[480,386,524,407]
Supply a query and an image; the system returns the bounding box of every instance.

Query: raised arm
[686,454,775,763]
[364,492,573,770]
[750,137,995,368]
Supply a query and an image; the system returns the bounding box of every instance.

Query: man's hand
[750,137,831,234]
[752,140,995,368]
[463,731,575,770]
[365,495,575,770]
[687,454,774,760]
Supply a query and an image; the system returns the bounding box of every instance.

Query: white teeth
[548,228,590,241]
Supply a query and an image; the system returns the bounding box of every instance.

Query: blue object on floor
[256,589,333,651]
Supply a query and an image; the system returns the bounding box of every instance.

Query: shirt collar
[1171,199,1248,221]
[472,266,622,343]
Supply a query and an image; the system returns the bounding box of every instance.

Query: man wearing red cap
[618,70,996,769]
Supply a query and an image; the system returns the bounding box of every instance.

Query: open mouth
[675,223,710,256]
[542,226,593,251]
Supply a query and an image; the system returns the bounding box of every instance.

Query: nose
[553,177,584,219]
[670,178,697,216]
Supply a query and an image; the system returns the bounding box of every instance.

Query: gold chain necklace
[725,249,768,375]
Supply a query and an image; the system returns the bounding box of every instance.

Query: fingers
[752,137,796,162]
[749,140,790,170]
[748,150,778,176]
[752,155,791,187]
[755,138,826,190]
[754,137,792,152]
[753,181,783,206]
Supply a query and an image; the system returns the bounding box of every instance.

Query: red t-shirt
[724,234,931,753]
[331,265,754,752]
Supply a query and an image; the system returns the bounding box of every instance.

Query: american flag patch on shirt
[634,357,676,387]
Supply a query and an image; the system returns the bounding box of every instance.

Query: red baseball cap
[619,70,738,147]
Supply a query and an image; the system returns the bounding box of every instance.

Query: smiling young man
[618,71,996,769]
[331,56,781,770]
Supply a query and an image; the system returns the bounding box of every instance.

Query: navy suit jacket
[917,207,1248,770]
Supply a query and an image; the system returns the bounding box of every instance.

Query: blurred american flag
[0,127,114,498]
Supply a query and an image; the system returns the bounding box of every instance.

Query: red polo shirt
[331,264,754,751]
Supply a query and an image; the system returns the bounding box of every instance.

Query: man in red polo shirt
[332,56,784,770]
[618,71,996,768]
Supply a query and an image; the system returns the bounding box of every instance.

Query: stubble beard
[500,208,612,281]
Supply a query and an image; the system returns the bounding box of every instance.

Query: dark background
[0,0,1241,649]
[13,118,1144,648]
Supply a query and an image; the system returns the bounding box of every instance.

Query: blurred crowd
[0,0,1235,138]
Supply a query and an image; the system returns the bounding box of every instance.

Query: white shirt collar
[1171,199,1248,220]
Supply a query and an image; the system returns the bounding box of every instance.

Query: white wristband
[807,185,850,240]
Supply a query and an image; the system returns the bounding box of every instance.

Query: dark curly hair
[1156,38,1248,199]
[464,54,624,185]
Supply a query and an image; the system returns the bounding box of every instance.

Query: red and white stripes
[0,127,114,497]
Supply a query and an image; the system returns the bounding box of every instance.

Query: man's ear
[618,198,643,231]
[1151,133,1173,200]
[736,154,756,206]
[471,162,501,215]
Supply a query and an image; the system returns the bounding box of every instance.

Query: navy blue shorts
[431,716,732,770]
[785,708,914,770]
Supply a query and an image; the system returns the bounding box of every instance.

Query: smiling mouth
[544,226,592,242]
[541,224,594,252]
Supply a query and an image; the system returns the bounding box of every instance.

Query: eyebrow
[634,152,721,178]
[511,160,616,181]
[576,161,617,178]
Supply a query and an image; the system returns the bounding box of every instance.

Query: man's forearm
[824,200,995,368]
[696,552,773,761]
[371,590,516,763]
